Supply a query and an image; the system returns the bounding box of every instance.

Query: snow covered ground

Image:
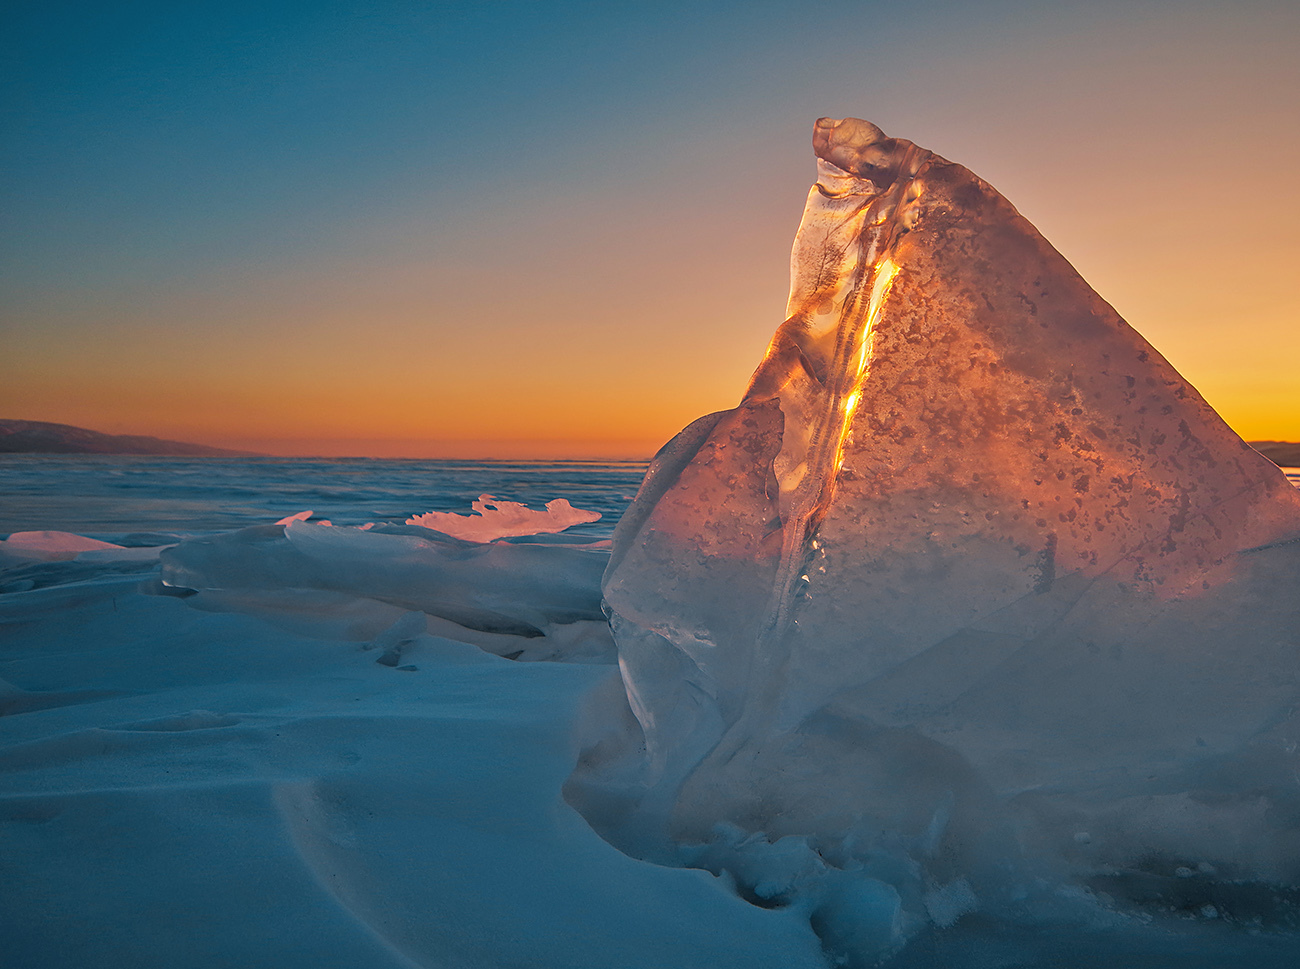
[0,519,826,969]
[3,460,1299,967]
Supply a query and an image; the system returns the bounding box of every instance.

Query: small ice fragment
[3,533,122,556]
[1200,904,1218,918]
[922,878,977,928]
[275,511,332,526]
[1175,866,1195,878]
[812,877,905,964]
[1073,831,1092,844]
[748,836,824,900]
[0,530,124,562]
[3,531,122,552]
[406,494,600,542]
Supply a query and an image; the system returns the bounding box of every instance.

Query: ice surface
[576,117,1300,963]
[161,517,616,660]
[406,494,602,541]
[0,456,645,536]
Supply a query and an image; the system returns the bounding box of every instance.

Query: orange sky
[3,3,1297,457]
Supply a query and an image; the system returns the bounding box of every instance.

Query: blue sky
[3,1,1298,454]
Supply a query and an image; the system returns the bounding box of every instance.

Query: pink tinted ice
[573,116,1300,961]
[0,530,124,562]
[407,494,601,542]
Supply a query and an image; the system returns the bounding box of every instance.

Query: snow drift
[0,553,825,969]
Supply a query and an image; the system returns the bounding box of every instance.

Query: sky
[3,0,1297,458]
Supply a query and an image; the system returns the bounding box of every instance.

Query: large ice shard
[579,118,1300,956]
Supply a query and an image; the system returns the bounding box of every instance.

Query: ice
[0,530,124,562]
[575,117,1300,962]
[923,878,978,929]
[4,117,1299,967]
[160,518,616,661]
[275,509,331,526]
[406,494,601,541]
[0,530,167,592]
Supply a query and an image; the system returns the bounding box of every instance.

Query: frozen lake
[0,455,649,538]
[2,455,1299,967]
[4,454,1290,541]
[1,454,837,968]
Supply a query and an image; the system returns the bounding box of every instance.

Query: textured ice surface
[576,117,1300,964]
[161,518,615,661]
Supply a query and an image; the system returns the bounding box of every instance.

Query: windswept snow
[0,518,824,969]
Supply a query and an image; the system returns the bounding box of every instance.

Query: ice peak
[579,117,1300,958]
[811,117,923,195]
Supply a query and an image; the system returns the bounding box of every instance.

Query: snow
[0,532,824,969]
[4,494,1299,967]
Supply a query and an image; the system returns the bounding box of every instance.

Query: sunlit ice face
[786,117,921,324]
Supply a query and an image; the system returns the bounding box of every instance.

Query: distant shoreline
[0,452,651,464]
[1248,441,1300,468]
[0,419,260,457]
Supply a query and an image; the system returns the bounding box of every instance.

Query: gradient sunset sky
[3,0,1297,458]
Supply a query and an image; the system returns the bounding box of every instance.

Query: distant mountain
[1250,441,1300,467]
[0,420,261,457]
